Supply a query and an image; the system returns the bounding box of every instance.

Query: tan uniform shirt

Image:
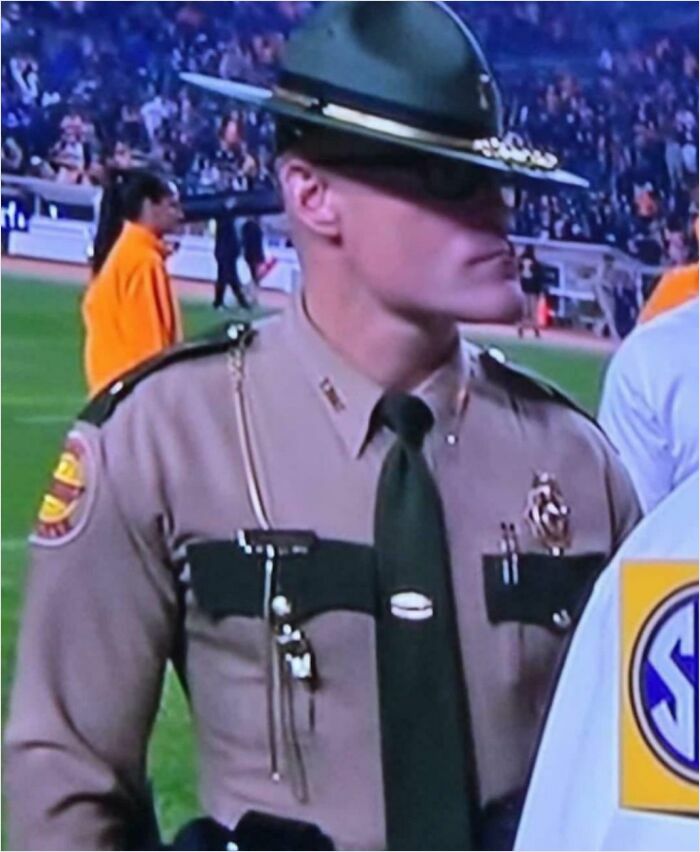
[5,295,640,850]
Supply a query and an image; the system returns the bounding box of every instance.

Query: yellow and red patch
[33,431,93,544]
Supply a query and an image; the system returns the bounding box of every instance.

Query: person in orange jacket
[638,261,698,324]
[83,170,184,396]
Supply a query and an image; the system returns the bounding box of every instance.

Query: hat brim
[182,72,589,189]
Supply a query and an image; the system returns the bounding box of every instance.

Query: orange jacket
[638,262,699,324]
[83,221,183,396]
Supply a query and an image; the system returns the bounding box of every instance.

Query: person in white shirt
[515,471,698,851]
[140,94,172,145]
[598,298,699,513]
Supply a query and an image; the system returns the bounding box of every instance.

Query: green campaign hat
[182,1,588,188]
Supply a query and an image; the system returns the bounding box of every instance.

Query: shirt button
[446,433,458,446]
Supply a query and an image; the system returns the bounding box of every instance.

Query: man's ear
[277,156,341,240]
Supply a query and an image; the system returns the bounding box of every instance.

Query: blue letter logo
[630,584,698,784]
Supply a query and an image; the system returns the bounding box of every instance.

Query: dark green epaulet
[478,347,602,433]
[80,322,255,427]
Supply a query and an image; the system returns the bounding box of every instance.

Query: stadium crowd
[2,1,698,263]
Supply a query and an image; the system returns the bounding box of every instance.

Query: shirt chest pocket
[481,550,607,710]
[482,550,607,633]
[184,534,379,802]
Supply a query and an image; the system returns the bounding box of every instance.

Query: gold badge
[524,472,571,555]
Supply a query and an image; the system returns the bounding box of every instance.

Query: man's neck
[303,272,459,392]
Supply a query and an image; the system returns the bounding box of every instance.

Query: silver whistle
[275,622,317,688]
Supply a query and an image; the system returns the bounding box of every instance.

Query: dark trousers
[171,811,334,850]
[169,792,523,851]
[214,260,249,309]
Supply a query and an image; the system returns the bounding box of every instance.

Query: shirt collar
[283,292,384,459]
[282,292,473,458]
[412,338,474,435]
[122,220,167,257]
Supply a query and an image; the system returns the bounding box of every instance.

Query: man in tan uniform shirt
[5,4,640,850]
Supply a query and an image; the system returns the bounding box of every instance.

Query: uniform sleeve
[126,259,182,361]
[605,442,643,553]
[599,343,671,515]
[597,387,644,550]
[4,423,177,851]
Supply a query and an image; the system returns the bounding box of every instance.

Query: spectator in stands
[220,109,242,151]
[664,214,690,265]
[171,129,196,180]
[2,135,24,173]
[681,131,698,182]
[665,131,685,190]
[9,52,39,105]
[119,100,148,150]
[255,145,275,189]
[1,1,697,261]
[634,182,659,222]
[630,222,665,266]
[82,169,184,396]
[218,36,253,82]
[110,139,139,169]
[59,104,85,141]
[140,89,175,146]
[50,127,90,184]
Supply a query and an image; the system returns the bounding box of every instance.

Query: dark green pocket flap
[187,536,378,622]
[482,552,607,632]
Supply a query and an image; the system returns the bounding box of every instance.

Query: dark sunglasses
[311,153,520,206]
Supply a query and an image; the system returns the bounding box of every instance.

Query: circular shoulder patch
[629,583,699,784]
[31,430,97,547]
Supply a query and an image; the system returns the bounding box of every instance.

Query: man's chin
[395,282,524,326]
[453,281,524,325]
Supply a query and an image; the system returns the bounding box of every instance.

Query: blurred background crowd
[2,1,698,264]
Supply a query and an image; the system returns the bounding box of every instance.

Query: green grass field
[1,274,610,843]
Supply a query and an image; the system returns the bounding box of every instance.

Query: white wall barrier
[4,193,663,319]
[9,216,94,265]
[5,214,300,294]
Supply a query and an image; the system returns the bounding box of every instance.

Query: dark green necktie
[374,392,476,851]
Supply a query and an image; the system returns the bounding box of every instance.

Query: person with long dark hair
[517,244,545,338]
[83,169,184,395]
